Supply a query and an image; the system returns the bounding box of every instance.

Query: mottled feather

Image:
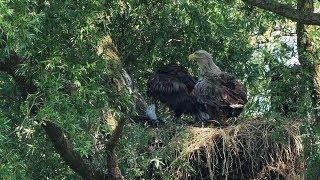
[195,72,247,118]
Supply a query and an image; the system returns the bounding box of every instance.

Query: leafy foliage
[0,0,319,179]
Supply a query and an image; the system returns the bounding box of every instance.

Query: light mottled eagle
[146,64,210,125]
[188,50,248,123]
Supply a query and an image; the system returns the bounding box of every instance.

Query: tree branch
[43,120,109,180]
[104,117,126,180]
[242,0,320,25]
[105,118,126,151]
[0,54,37,99]
[0,54,111,180]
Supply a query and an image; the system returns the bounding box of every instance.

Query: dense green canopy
[0,0,319,179]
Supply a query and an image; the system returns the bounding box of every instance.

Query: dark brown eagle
[146,64,210,124]
[189,50,248,123]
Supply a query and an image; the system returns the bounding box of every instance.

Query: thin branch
[105,118,126,151]
[242,0,320,25]
[105,118,125,180]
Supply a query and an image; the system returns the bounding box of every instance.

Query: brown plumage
[147,64,210,122]
[189,50,247,122]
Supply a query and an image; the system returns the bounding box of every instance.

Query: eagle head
[188,50,212,63]
[188,50,221,75]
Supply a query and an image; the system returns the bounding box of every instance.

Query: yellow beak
[188,53,198,61]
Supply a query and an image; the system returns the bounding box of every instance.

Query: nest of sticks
[170,119,304,180]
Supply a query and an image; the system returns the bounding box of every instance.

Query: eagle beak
[188,53,197,61]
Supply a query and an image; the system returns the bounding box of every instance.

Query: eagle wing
[147,64,196,95]
[156,64,197,91]
[194,72,247,118]
[219,72,248,104]
[147,64,199,117]
[147,73,191,96]
[194,78,229,107]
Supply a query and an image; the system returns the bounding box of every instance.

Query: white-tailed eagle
[189,50,247,124]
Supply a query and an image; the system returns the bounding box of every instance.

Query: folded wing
[195,72,247,118]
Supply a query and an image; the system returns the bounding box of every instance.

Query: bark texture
[242,0,320,25]
[296,0,320,124]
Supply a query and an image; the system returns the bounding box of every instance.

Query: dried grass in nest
[173,119,304,180]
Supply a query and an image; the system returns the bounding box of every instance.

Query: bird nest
[170,119,304,180]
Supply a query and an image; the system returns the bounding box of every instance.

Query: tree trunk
[313,64,320,126]
[296,0,320,125]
